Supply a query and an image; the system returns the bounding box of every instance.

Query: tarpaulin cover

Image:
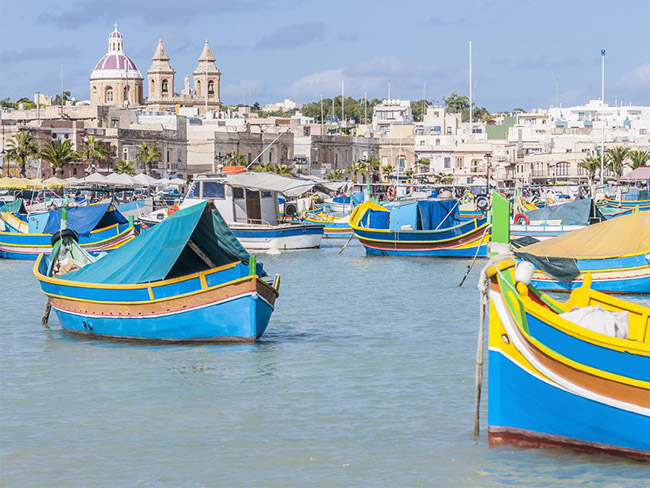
[0,198,26,214]
[388,201,418,230]
[368,210,390,229]
[516,211,650,259]
[524,198,604,226]
[62,201,251,285]
[333,196,351,204]
[416,199,461,230]
[515,252,580,284]
[42,203,128,236]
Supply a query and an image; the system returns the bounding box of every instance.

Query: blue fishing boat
[350,199,489,257]
[484,257,650,460]
[511,199,604,241]
[515,211,650,294]
[303,209,352,238]
[0,202,137,260]
[34,201,280,343]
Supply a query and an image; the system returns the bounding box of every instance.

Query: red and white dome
[90,24,142,80]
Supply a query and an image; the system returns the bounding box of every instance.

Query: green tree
[253,162,276,172]
[115,159,136,175]
[224,152,247,166]
[579,156,601,197]
[442,92,470,113]
[628,149,650,169]
[410,99,431,122]
[41,139,77,178]
[346,161,366,182]
[326,169,343,180]
[273,164,293,177]
[81,135,108,173]
[381,165,392,181]
[135,142,162,175]
[605,146,630,184]
[5,131,39,177]
[53,91,72,106]
[415,157,430,174]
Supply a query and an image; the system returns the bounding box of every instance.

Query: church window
[208,80,214,95]
[106,87,113,103]
[162,79,168,93]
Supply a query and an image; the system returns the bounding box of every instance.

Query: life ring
[167,204,180,216]
[514,213,530,225]
[387,186,396,201]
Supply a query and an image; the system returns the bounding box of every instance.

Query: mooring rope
[474,252,513,435]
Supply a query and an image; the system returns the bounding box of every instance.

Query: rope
[458,224,491,287]
[474,252,513,436]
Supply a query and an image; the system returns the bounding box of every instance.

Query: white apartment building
[372,99,413,133]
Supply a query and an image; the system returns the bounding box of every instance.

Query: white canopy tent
[83,172,108,185]
[133,173,160,186]
[226,172,320,198]
[104,172,137,186]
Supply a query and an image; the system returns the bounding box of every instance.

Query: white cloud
[617,63,650,88]
[221,79,264,101]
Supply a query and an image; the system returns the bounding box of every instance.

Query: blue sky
[1,0,648,110]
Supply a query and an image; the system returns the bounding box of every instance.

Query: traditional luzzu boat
[510,198,604,242]
[349,199,489,257]
[34,201,280,343]
[482,256,650,460]
[515,211,650,294]
[303,209,352,238]
[0,202,137,260]
[599,197,650,212]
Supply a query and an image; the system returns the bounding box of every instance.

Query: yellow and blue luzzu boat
[0,202,137,260]
[599,197,650,211]
[485,257,650,460]
[516,211,650,294]
[350,200,489,257]
[303,209,352,238]
[34,201,280,343]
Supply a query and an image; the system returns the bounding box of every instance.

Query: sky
[1,0,649,111]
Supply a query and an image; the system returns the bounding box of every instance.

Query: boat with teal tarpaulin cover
[484,256,650,460]
[34,201,280,343]
[350,199,489,257]
[0,202,137,260]
[515,211,650,294]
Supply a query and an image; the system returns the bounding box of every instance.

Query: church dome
[90,24,142,80]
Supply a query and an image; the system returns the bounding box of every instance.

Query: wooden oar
[338,233,354,254]
[42,300,52,325]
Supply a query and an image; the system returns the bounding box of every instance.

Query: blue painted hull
[53,293,274,342]
[364,244,487,257]
[488,350,650,454]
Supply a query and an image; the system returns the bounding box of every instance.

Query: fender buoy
[514,213,530,225]
[167,204,180,216]
[387,186,396,201]
[50,228,79,246]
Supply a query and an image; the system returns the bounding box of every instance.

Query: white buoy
[515,261,535,285]
[267,240,281,256]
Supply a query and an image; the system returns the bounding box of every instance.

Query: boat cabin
[185,176,280,226]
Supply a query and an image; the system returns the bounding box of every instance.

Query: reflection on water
[1,245,648,487]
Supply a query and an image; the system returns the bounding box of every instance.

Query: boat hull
[0,224,137,260]
[487,267,650,460]
[38,261,279,343]
[232,223,324,250]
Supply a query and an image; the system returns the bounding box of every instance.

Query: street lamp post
[484,152,491,195]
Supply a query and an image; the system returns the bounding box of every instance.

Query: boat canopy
[354,199,462,231]
[0,198,27,214]
[42,202,128,236]
[516,211,650,283]
[227,172,323,197]
[524,199,604,226]
[61,201,251,285]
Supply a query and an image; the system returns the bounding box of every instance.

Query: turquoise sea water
[1,241,649,487]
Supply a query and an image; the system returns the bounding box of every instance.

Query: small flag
[601,49,606,56]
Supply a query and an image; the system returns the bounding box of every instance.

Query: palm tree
[5,131,39,177]
[81,135,107,174]
[381,165,392,182]
[41,139,78,178]
[415,158,430,175]
[115,159,136,176]
[356,160,370,183]
[605,146,629,184]
[326,169,343,180]
[366,156,380,182]
[273,164,293,177]
[224,152,247,166]
[628,149,650,169]
[579,156,601,197]
[346,161,365,182]
[135,142,161,175]
[253,162,276,173]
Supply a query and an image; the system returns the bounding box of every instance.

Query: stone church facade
[89,25,221,113]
